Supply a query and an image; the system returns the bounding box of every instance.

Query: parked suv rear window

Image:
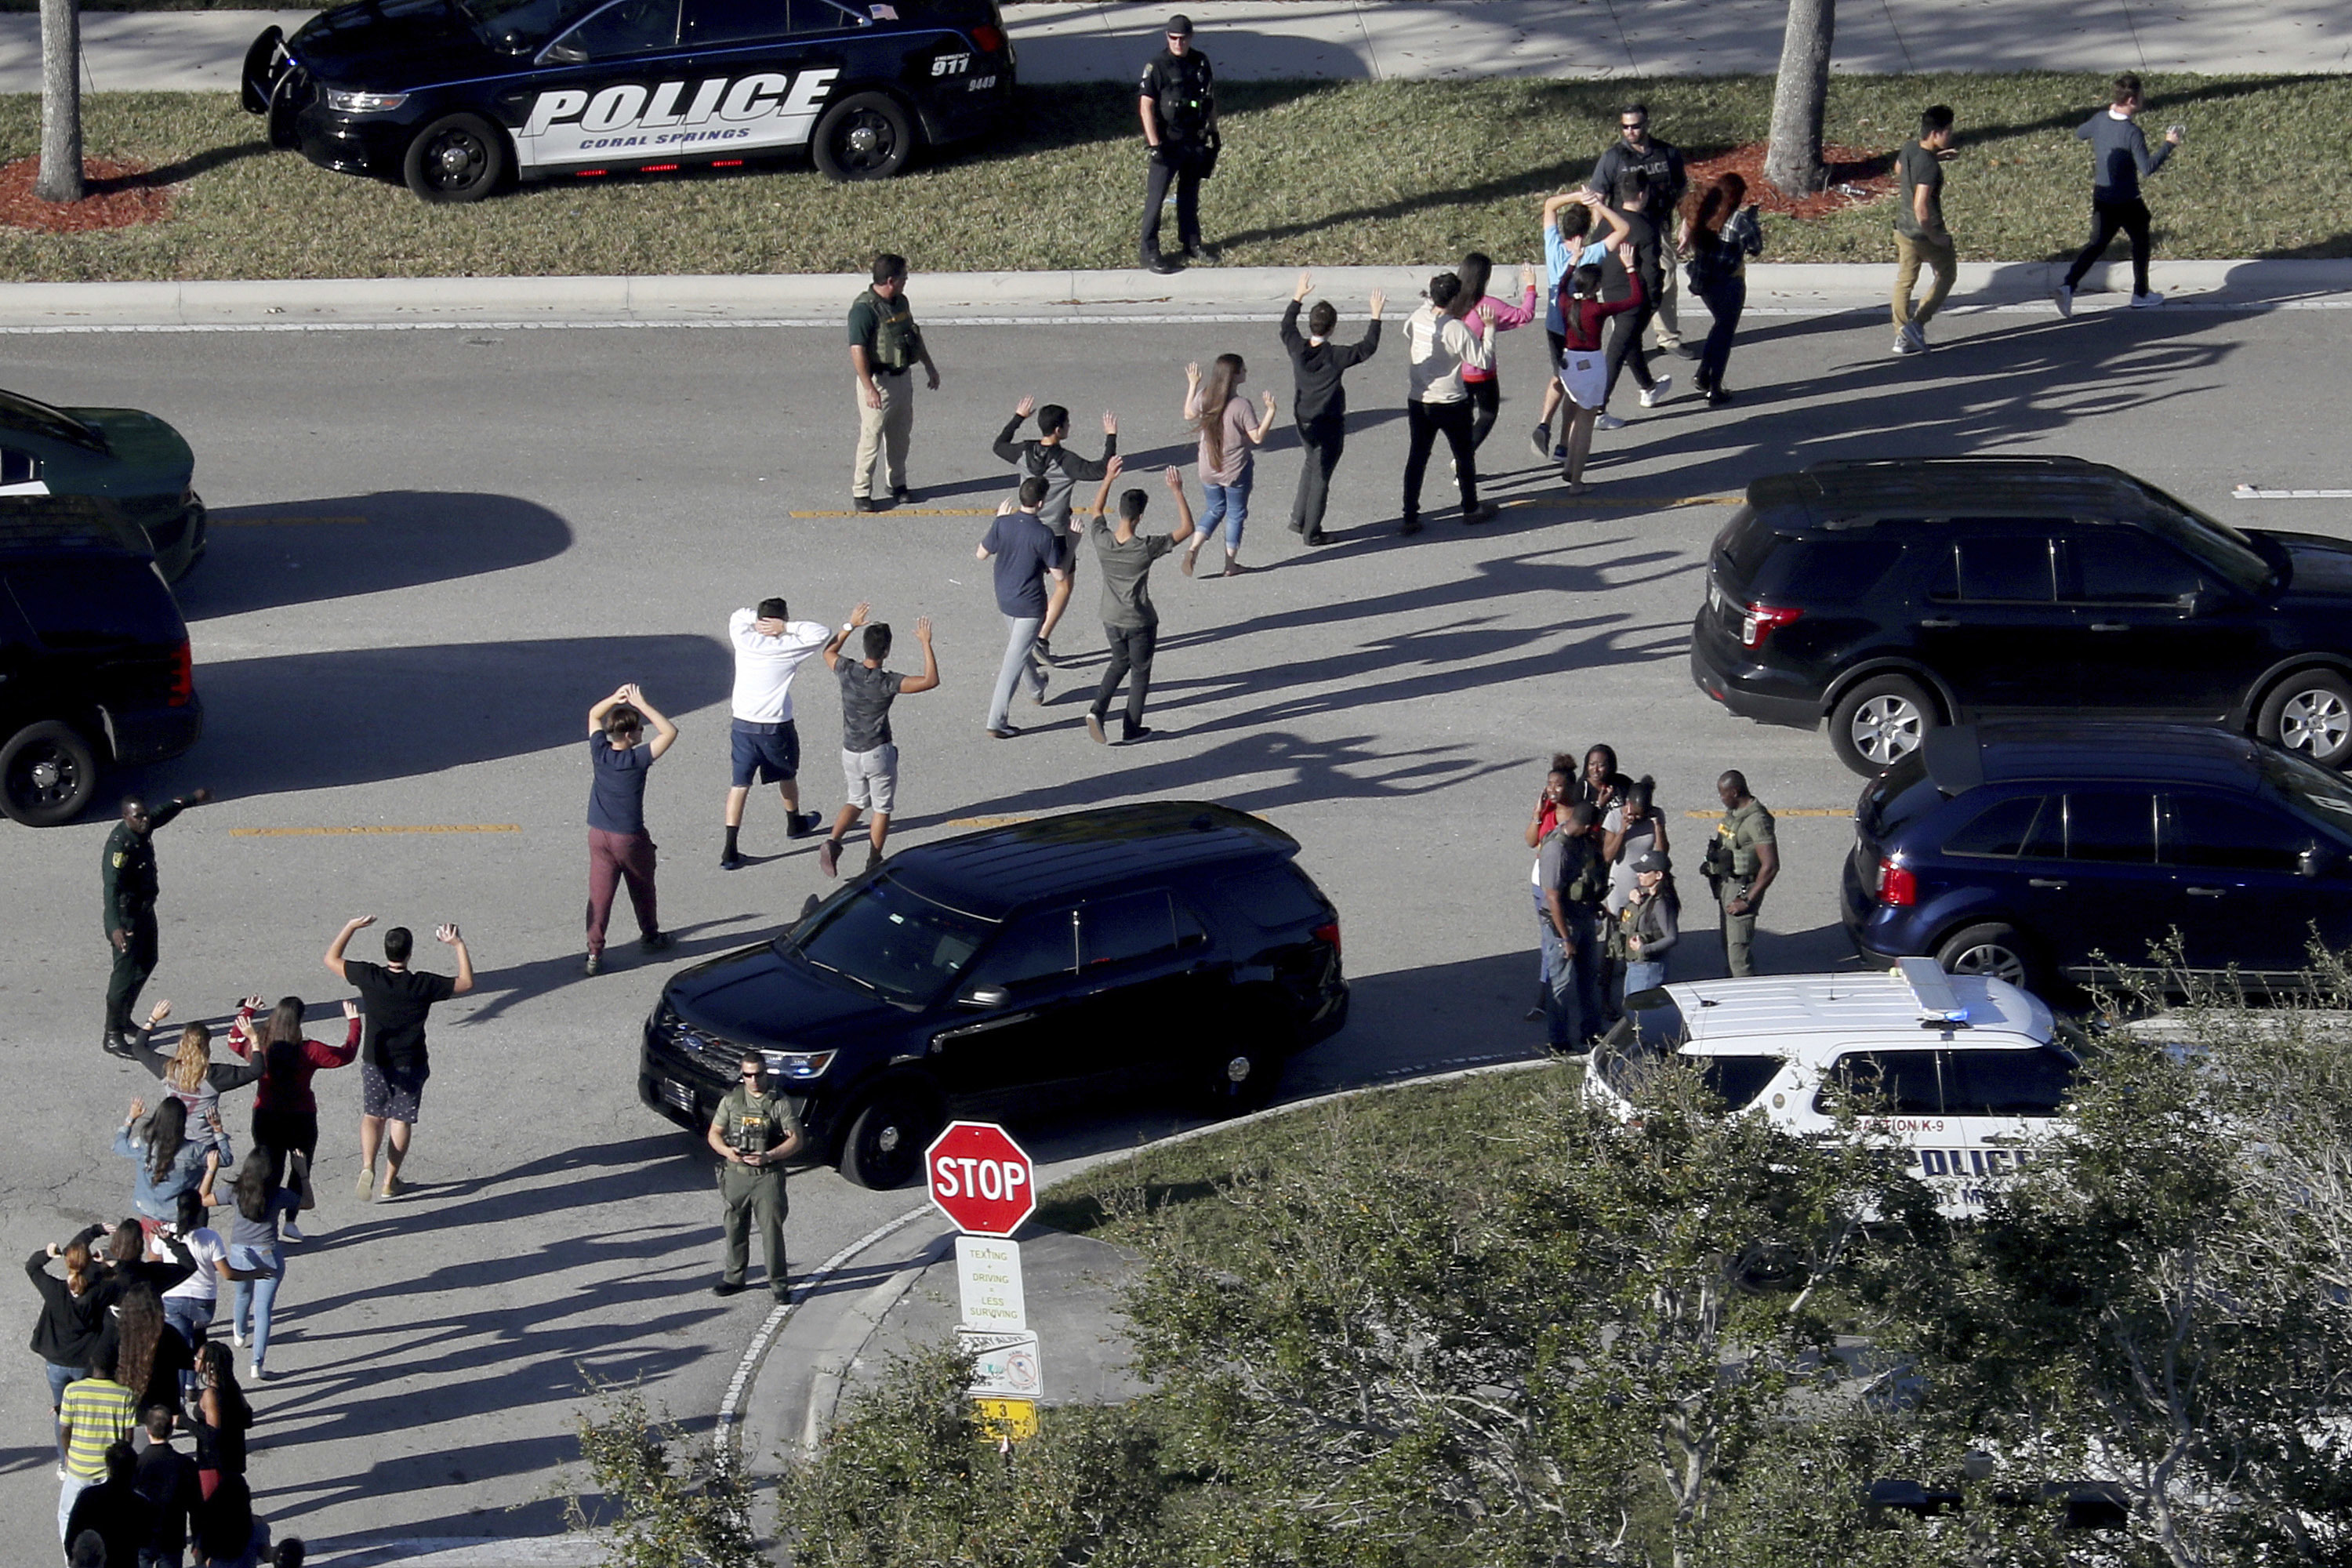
[1218,864,1327,929]
[1860,753,1947,839]
[1944,794,2047,858]
[5,561,177,647]
[1711,505,1781,587]
[1749,538,1903,602]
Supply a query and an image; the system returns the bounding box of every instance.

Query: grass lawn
[0,72,2345,282]
[1036,1062,1560,1267]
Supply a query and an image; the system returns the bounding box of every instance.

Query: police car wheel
[1935,922,2032,990]
[1829,673,1936,778]
[0,720,98,828]
[837,1083,938,1189]
[812,92,913,183]
[403,112,507,204]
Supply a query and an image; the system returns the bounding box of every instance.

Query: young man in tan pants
[1892,104,1958,354]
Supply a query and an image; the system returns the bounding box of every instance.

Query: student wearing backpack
[1677,174,1765,404]
[848,252,939,513]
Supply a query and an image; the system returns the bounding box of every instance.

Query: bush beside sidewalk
[1,73,2346,286]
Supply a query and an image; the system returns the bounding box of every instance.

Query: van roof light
[1896,956,1970,1026]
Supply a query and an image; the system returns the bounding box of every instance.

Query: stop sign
[926,1120,1036,1237]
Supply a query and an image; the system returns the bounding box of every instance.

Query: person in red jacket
[227,997,359,1242]
[1556,243,1646,495]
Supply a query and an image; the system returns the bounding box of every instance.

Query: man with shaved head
[100,786,210,1057]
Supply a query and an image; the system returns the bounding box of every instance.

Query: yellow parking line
[1684,808,1853,819]
[1507,494,1742,510]
[789,507,999,518]
[943,815,1033,829]
[209,515,370,527]
[230,824,521,837]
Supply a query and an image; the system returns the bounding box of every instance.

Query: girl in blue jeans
[226,1147,312,1381]
[1181,354,1277,577]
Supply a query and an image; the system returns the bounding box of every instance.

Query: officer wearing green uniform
[100,789,210,1057]
[1704,770,1777,978]
[706,1051,803,1301]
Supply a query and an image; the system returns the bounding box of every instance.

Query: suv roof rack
[1896,956,1971,1026]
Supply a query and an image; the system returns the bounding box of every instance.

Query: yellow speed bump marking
[789,506,1000,518]
[210,514,370,527]
[230,824,521,837]
[1684,808,1853,819]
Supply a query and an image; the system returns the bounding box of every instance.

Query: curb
[724,1049,1557,1470]
[3,260,2350,332]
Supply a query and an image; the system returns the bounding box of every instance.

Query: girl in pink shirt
[1455,251,1541,452]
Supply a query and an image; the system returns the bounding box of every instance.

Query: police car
[241,0,1014,202]
[1584,958,2081,1218]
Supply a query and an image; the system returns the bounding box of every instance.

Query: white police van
[1585,958,2080,1218]
[241,0,1014,201]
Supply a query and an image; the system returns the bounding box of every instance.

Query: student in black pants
[1277,272,1384,546]
[1599,170,1670,426]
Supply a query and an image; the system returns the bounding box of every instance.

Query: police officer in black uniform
[1138,13,1218,275]
[100,788,211,1057]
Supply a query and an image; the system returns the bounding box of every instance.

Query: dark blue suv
[1842,723,2352,992]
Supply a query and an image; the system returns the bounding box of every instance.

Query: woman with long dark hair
[193,1340,252,1500]
[1555,245,1646,494]
[224,1146,310,1380]
[1523,756,1574,1021]
[1677,173,1765,405]
[109,1280,194,1420]
[1618,849,1682,1001]
[115,1097,220,1225]
[1181,353,1276,577]
[229,996,360,1243]
[1454,251,1539,452]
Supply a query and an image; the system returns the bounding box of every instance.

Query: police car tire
[837,1081,940,1189]
[811,92,914,183]
[403,112,508,204]
[1829,673,1937,778]
[0,720,98,827]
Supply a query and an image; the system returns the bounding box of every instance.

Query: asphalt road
[4,294,2346,1559]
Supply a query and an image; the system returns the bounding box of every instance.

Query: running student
[1455,252,1539,452]
[1556,244,1646,493]
[992,398,1117,665]
[815,603,939,878]
[1532,191,1630,461]
[1076,457,1195,746]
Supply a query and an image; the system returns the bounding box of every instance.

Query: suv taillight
[970,23,1004,52]
[1740,602,1803,649]
[1876,858,1916,908]
[1312,920,1341,956]
[167,638,193,707]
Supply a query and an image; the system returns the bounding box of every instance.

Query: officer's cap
[1167,13,1194,35]
[1631,849,1671,875]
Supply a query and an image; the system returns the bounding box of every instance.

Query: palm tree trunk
[37,0,83,204]
[1763,0,1834,197]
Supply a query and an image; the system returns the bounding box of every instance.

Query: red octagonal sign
[926,1120,1036,1238]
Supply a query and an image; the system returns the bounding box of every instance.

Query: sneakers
[1033,634,1054,666]
[2131,290,2165,308]
[1462,501,1498,524]
[986,724,1022,739]
[355,1167,376,1200]
[378,1173,403,1201]
[230,1323,245,1348]
[851,495,880,513]
[713,1278,745,1297]
[891,485,913,505]
[281,1221,305,1243]
[1704,385,1735,405]
[1399,517,1424,535]
[1595,413,1627,431]
[1086,713,1108,746]
[1892,330,1924,356]
[1145,255,1182,275]
[1639,376,1673,408]
[2053,283,2074,318]
[1528,423,1552,462]
[1663,340,1698,360]
[248,1359,269,1382]
[583,951,602,977]
[786,811,823,839]
[1121,727,1154,744]
[1552,441,1568,460]
[640,931,675,953]
[817,837,840,878]
[718,851,744,871]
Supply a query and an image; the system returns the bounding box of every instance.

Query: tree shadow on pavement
[176,493,574,620]
[170,633,731,799]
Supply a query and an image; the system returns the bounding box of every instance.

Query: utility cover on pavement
[927,1120,1037,1237]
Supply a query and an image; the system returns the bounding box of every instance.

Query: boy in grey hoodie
[2054,72,2181,314]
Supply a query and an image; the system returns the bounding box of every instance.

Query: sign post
[926,1121,1042,1441]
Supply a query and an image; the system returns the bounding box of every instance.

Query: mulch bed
[0,156,174,231]
[1684,140,1896,218]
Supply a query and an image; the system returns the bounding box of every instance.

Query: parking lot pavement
[2,301,2346,1557]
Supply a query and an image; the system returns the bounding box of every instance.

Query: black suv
[1842,723,2352,992]
[1689,456,2352,776]
[1,501,203,826]
[638,802,1348,1187]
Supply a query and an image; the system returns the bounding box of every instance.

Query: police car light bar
[1896,956,1970,1026]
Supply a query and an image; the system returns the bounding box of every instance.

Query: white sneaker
[1639,376,1673,408]
[230,1324,245,1348]
[1595,412,1627,431]
[280,1221,305,1243]
[2053,283,2074,318]
[1892,334,1922,355]
[249,1359,269,1382]
[2131,290,2165,308]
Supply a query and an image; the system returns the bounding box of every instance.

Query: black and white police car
[1586,958,2082,1218]
[241,0,1014,202]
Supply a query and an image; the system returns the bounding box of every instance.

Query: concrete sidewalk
[2,260,2349,333]
[1,0,2345,96]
